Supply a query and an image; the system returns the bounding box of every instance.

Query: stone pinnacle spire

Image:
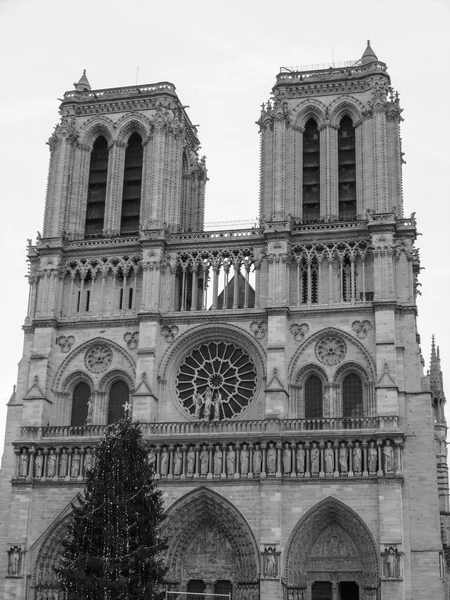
[73,69,91,92]
[430,335,446,402]
[361,40,378,65]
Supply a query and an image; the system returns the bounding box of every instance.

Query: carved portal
[285,497,380,595]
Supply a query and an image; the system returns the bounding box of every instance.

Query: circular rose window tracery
[315,336,347,366]
[176,341,257,420]
[85,344,113,373]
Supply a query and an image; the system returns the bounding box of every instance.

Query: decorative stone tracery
[315,336,347,366]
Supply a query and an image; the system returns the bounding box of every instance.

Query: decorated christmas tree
[58,417,167,599]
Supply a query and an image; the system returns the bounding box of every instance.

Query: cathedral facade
[0,43,448,600]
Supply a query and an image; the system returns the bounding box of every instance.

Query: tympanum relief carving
[307,524,361,573]
[183,524,236,581]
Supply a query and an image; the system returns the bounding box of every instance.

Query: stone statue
[353,441,362,473]
[265,547,276,577]
[193,391,203,420]
[368,441,377,473]
[9,546,20,575]
[297,444,305,474]
[71,449,81,477]
[187,446,196,475]
[387,546,398,578]
[214,445,223,475]
[339,442,348,473]
[174,447,183,476]
[227,444,236,475]
[34,449,44,478]
[311,442,320,474]
[19,448,28,477]
[324,442,334,473]
[213,390,222,420]
[59,449,68,477]
[383,440,395,473]
[283,442,291,474]
[86,396,94,424]
[240,443,249,474]
[148,447,156,471]
[47,450,56,478]
[160,447,169,476]
[84,449,93,473]
[253,445,262,475]
[200,444,209,475]
[267,442,276,474]
[203,388,213,420]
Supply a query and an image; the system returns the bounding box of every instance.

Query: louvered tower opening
[120,132,143,235]
[85,136,108,237]
[302,118,320,222]
[338,115,356,220]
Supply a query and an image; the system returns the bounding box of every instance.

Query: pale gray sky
[1,0,449,451]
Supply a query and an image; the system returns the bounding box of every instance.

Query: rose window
[85,344,113,373]
[315,336,347,366]
[176,341,257,420]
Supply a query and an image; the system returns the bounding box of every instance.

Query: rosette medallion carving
[85,344,113,373]
[315,336,347,366]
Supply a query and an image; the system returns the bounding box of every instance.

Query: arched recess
[333,361,374,418]
[284,497,380,595]
[163,487,260,595]
[290,363,328,419]
[28,496,81,597]
[293,99,328,130]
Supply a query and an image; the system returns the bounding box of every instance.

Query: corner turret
[361,40,378,65]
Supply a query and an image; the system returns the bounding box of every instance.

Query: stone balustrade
[12,436,403,482]
[18,415,399,442]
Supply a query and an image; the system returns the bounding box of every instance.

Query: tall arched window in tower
[302,118,320,222]
[338,115,356,220]
[71,382,90,426]
[85,136,109,236]
[107,380,129,424]
[342,373,363,417]
[120,132,143,235]
[305,375,323,418]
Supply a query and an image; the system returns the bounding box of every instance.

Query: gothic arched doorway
[284,497,380,600]
[163,487,260,598]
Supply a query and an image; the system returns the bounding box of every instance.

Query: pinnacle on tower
[361,40,378,65]
[73,69,91,92]
[430,335,446,402]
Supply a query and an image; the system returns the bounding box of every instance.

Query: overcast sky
[0,0,449,452]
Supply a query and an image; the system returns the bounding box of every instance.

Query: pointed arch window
[85,136,109,236]
[107,380,129,424]
[120,132,143,235]
[342,373,363,417]
[302,118,320,222]
[338,115,356,220]
[71,381,90,426]
[305,375,323,418]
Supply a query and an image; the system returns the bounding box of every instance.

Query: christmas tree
[58,417,167,599]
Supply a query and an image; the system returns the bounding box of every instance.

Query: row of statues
[192,388,224,421]
[16,447,94,479]
[148,439,397,478]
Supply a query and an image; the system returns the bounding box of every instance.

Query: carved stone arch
[284,496,380,592]
[53,337,136,392]
[332,360,370,386]
[97,368,135,394]
[115,113,152,146]
[163,487,260,588]
[293,99,328,129]
[29,494,81,590]
[158,323,266,420]
[288,327,376,383]
[295,363,329,387]
[61,370,95,394]
[328,96,364,127]
[79,116,115,149]
[332,361,374,418]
